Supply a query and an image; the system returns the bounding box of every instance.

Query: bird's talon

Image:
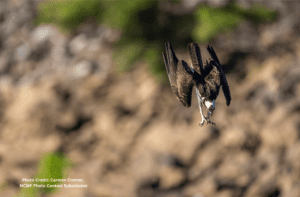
[199,118,216,126]
[210,122,216,126]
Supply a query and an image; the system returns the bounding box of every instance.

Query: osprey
[162,42,231,126]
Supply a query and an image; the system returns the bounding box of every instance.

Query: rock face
[0,0,300,197]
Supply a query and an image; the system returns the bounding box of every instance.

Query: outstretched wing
[163,41,194,107]
[206,45,231,106]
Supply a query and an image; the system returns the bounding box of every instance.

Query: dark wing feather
[202,60,213,78]
[187,43,207,94]
[163,42,177,89]
[176,60,194,107]
[188,43,203,75]
[207,45,231,106]
[163,42,194,107]
[163,42,179,98]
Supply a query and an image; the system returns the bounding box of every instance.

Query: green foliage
[101,0,153,30]
[34,0,103,33]
[241,3,278,24]
[193,2,277,42]
[34,0,152,32]
[17,152,72,197]
[34,0,277,83]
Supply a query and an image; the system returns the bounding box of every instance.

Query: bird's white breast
[204,100,214,109]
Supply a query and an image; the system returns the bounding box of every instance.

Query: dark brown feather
[200,61,221,101]
[163,42,195,107]
[164,42,177,89]
[176,60,194,107]
[207,46,231,106]
[188,43,203,75]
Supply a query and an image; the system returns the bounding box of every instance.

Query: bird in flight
[162,42,231,126]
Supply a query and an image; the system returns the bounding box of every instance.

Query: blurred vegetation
[17,152,72,196]
[34,0,103,34]
[34,0,277,83]
[194,3,277,42]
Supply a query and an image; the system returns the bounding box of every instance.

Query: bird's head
[204,100,215,116]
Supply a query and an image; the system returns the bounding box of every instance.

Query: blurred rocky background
[0,0,299,197]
